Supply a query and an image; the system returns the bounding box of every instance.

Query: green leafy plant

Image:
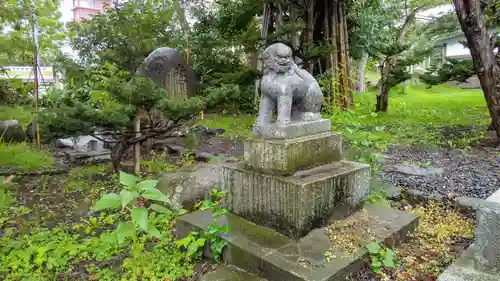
[92,171,172,243]
[177,188,230,262]
[365,241,396,274]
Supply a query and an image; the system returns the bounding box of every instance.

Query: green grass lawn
[202,84,489,152]
[0,141,54,171]
[0,106,53,171]
[0,105,33,127]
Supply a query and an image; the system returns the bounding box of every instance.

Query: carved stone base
[252,118,331,139]
[220,161,371,239]
[244,132,342,175]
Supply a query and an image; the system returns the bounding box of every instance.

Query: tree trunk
[374,7,422,112]
[303,0,315,73]
[356,51,369,92]
[377,58,393,112]
[453,0,500,138]
[133,113,141,175]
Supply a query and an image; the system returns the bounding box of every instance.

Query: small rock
[424,192,444,202]
[389,163,444,177]
[157,164,223,210]
[55,138,73,149]
[455,196,483,212]
[0,120,26,142]
[405,189,425,204]
[195,151,215,162]
[166,144,184,155]
[385,186,402,200]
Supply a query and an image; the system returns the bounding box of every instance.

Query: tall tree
[346,0,400,92]
[452,0,500,137]
[375,0,448,112]
[0,0,65,65]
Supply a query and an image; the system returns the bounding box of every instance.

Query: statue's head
[262,43,294,74]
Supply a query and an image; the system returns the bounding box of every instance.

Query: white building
[433,28,500,60]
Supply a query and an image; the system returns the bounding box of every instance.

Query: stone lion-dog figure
[258,43,324,127]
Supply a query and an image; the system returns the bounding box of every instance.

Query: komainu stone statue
[257,43,324,127]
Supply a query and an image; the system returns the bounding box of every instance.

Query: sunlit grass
[197,114,254,139]
[330,84,488,148]
[200,84,488,148]
[0,141,54,171]
[0,105,33,127]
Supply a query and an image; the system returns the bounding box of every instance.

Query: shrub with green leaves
[92,171,172,243]
[365,241,396,274]
[177,188,230,262]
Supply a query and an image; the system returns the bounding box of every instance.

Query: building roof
[434,27,500,45]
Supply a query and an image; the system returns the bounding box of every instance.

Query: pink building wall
[72,0,112,22]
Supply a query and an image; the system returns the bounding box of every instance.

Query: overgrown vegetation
[0,169,228,280]
[0,141,54,171]
[393,201,475,280]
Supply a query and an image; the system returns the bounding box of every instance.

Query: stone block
[65,149,111,164]
[252,119,331,139]
[176,203,418,281]
[438,247,500,281]
[200,265,267,281]
[475,200,500,269]
[243,132,342,175]
[220,161,370,238]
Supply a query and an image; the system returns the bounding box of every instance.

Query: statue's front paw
[276,120,291,127]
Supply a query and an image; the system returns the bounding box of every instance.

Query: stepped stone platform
[200,265,267,281]
[221,161,370,238]
[179,42,419,281]
[178,204,418,281]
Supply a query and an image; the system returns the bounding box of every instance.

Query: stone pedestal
[221,161,370,238]
[243,132,342,175]
[252,119,331,139]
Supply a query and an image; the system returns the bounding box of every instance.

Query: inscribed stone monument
[139,47,197,100]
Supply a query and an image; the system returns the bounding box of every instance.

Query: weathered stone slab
[200,265,267,281]
[176,203,418,281]
[438,188,500,280]
[438,247,500,281]
[474,195,500,268]
[243,132,342,175]
[252,119,331,139]
[220,161,370,238]
[65,149,111,163]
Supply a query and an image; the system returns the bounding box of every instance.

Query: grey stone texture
[454,196,483,213]
[474,200,500,269]
[65,149,111,164]
[438,247,500,281]
[256,43,323,128]
[220,161,371,238]
[157,164,223,210]
[243,132,342,175]
[176,203,418,281]
[252,119,332,139]
[200,265,267,281]
[438,188,500,281]
[138,47,197,97]
[0,120,26,142]
[388,163,444,177]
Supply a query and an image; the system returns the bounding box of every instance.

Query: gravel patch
[379,145,500,199]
